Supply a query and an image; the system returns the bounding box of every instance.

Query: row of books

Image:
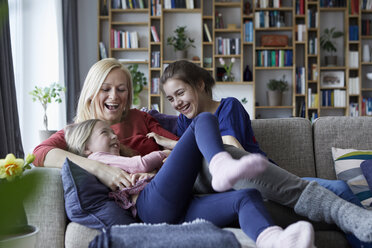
[308,88,319,108]
[111,0,146,9]
[349,25,359,41]
[362,0,372,9]
[349,51,359,68]
[295,0,305,15]
[298,101,306,118]
[349,0,360,14]
[308,37,318,55]
[361,19,372,36]
[256,0,281,8]
[254,11,287,28]
[243,21,253,42]
[308,9,318,28]
[321,89,346,107]
[296,67,306,94]
[150,26,160,42]
[256,50,293,67]
[163,0,194,9]
[151,78,160,94]
[151,51,160,68]
[111,29,139,49]
[348,77,360,94]
[296,24,306,42]
[151,0,161,16]
[319,0,347,7]
[215,37,241,55]
[361,98,372,116]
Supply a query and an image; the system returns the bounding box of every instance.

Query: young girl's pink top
[32,109,179,166]
[88,150,167,217]
[87,151,166,174]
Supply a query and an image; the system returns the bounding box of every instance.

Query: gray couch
[24,116,372,248]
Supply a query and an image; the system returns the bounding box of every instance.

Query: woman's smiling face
[94,68,129,125]
[163,78,203,119]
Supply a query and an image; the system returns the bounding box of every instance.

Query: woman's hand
[93,162,134,191]
[147,132,177,150]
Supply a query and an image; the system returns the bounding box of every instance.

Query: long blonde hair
[65,119,101,156]
[74,58,133,123]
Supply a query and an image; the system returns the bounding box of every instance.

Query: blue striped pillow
[331,147,372,209]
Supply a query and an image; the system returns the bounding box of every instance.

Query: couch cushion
[61,158,137,229]
[23,168,66,248]
[65,222,100,248]
[313,116,372,179]
[361,160,372,192]
[331,147,372,208]
[251,118,315,177]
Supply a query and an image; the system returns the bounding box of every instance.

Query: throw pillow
[61,158,137,229]
[331,147,372,209]
[360,160,372,193]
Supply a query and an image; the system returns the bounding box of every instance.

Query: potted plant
[167,26,195,60]
[320,27,344,66]
[29,82,65,141]
[0,153,40,248]
[128,64,147,108]
[267,75,289,106]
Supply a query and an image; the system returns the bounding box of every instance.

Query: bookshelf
[97,0,371,119]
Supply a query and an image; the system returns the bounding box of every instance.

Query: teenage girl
[64,117,315,248]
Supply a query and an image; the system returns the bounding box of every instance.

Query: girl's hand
[131,170,157,183]
[146,132,177,150]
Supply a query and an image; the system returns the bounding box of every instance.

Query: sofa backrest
[251,118,316,177]
[313,116,372,179]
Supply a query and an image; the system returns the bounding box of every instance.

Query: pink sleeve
[88,151,167,173]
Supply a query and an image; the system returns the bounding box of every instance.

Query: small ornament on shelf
[219,57,235,82]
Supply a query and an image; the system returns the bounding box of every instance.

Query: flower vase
[222,73,235,82]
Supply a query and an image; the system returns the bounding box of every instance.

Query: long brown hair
[160,60,215,98]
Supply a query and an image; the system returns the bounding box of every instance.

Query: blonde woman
[33,58,179,190]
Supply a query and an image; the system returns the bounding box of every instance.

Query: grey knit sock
[294,181,372,242]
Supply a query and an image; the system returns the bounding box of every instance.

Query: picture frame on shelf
[320,71,345,88]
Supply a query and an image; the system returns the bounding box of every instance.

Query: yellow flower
[0,153,25,181]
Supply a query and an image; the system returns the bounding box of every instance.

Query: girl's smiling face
[94,68,129,125]
[163,78,204,119]
[84,120,120,156]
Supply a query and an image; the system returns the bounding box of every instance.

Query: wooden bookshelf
[97,0,370,118]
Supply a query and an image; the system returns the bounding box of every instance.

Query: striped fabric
[332,147,372,209]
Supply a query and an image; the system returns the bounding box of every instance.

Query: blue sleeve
[176,114,192,137]
[217,98,267,157]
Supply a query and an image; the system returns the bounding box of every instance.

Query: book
[151,26,160,42]
[204,23,212,42]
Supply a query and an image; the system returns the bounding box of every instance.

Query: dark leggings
[136,112,274,240]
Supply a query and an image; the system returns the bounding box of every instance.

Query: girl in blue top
[147,60,372,246]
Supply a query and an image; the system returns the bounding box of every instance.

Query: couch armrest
[24,167,66,248]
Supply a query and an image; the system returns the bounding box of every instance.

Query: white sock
[256,221,315,248]
[209,151,268,192]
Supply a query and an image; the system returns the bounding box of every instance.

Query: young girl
[64,116,315,248]
[149,60,372,245]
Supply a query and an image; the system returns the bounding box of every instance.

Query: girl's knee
[238,188,262,201]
